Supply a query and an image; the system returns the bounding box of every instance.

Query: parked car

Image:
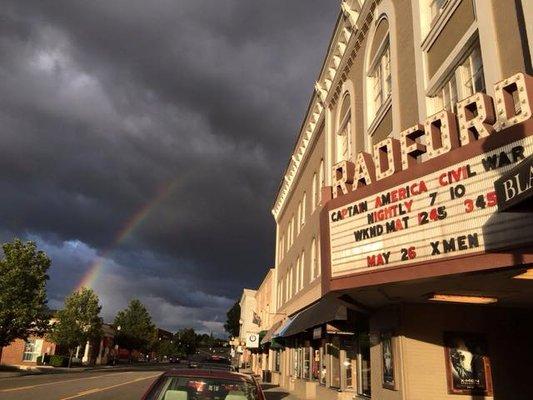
[141,369,265,400]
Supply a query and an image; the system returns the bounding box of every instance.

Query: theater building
[261,1,533,399]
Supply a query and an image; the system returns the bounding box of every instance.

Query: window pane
[357,334,372,396]
[320,346,327,385]
[328,340,341,388]
[303,348,311,379]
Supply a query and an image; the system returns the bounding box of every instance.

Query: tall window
[297,201,302,235]
[311,237,319,281]
[432,43,485,113]
[301,192,306,227]
[299,250,305,290]
[289,266,294,299]
[295,257,300,293]
[312,172,318,211]
[336,94,352,163]
[318,159,324,205]
[370,44,391,115]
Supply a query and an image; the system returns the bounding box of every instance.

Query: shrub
[36,354,51,365]
[49,355,68,367]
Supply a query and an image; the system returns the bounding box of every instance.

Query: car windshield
[147,376,258,400]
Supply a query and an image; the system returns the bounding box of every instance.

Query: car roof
[163,368,254,382]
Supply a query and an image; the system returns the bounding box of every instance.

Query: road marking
[0,371,133,392]
[59,374,160,399]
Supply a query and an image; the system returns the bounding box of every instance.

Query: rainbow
[75,180,178,291]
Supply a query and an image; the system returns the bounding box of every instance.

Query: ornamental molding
[271,0,377,221]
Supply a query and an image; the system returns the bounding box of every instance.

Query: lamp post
[113,326,121,366]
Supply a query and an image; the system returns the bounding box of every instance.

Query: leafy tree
[0,239,51,359]
[156,339,177,358]
[224,301,240,338]
[176,328,198,356]
[113,299,155,356]
[47,288,103,367]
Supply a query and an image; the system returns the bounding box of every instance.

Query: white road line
[59,374,160,400]
[0,371,133,393]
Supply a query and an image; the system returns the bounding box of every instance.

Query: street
[0,366,165,400]
[0,366,296,400]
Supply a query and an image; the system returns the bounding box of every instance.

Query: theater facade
[250,1,533,399]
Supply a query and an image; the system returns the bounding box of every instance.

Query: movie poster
[443,332,492,395]
[381,334,395,389]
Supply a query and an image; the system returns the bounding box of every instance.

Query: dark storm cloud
[0,1,338,333]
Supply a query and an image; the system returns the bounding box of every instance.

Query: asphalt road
[0,366,295,400]
[0,365,168,400]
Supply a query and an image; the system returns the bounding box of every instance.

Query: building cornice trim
[271,0,377,221]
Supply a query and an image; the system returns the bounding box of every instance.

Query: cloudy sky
[0,1,338,335]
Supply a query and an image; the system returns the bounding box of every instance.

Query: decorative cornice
[271,0,377,221]
[341,1,361,29]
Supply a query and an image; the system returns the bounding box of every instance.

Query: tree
[155,339,177,358]
[224,301,240,338]
[47,288,103,367]
[0,239,51,360]
[176,328,198,356]
[113,299,155,357]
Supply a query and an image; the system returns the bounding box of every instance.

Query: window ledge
[367,96,392,137]
[421,0,462,52]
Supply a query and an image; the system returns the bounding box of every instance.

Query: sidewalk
[262,385,301,400]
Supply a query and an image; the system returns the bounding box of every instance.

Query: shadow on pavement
[261,384,292,400]
[264,392,290,400]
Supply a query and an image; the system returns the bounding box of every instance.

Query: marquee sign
[327,73,533,278]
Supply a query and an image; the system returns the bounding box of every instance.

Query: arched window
[301,192,306,226]
[336,93,352,163]
[367,17,391,125]
[312,172,318,211]
[318,159,324,205]
[316,237,321,278]
[300,250,305,290]
[310,238,317,281]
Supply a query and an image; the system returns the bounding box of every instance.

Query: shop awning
[260,320,283,345]
[279,298,347,338]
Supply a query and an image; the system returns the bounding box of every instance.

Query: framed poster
[443,332,493,395]
[381,333,395,389]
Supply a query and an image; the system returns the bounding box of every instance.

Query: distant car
[141,368,265,400]
[168,356,180,363]
[188,360,200,369]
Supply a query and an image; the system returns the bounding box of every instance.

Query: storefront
[265,297,374,399]
[320,73,533,400]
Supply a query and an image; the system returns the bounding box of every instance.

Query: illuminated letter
[494,72,533,131]
[456,93,496,145]
[373,137,401,181]
[424,111,459,161]
[399,123,426,170]
[354,152,375,189]
[332,160,355,198]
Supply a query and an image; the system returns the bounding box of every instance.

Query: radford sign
[327,73,533,278]
[331,73,533,199]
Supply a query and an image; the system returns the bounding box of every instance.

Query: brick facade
[1,337,57,366]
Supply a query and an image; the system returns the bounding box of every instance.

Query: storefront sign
[313,327,322,340]
[444,332,493,395]
[246,333,259,349]
[494,154,533,211]
[327,73,533,277]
